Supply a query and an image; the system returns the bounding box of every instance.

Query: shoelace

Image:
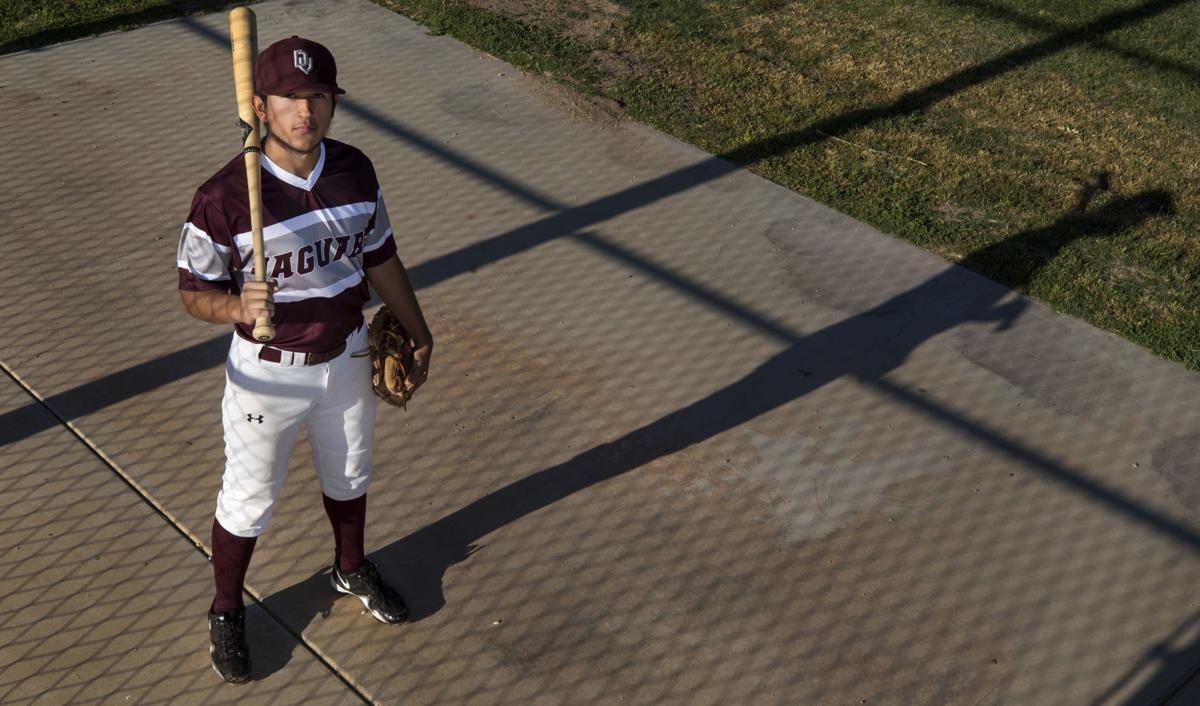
[353,562,396,605]
[213,615,246,655]
[358,562,385,600]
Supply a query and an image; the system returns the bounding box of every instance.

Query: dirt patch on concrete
[519,72,623,128]
[1153,433,1200,517]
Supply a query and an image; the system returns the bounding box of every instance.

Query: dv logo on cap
[293,49,314,75]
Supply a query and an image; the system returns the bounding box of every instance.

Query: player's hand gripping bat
[229,7,275,341]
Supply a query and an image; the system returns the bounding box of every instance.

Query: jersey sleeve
[361,156,397,267]
[177,189,235,292]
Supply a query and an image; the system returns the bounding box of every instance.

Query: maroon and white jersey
[177,139,396,352]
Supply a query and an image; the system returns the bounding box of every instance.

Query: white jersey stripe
[178,260,231,281]
[273,270,364,303]
[184,222,232,252]
[233,200,376,249]
[363,228,393,254]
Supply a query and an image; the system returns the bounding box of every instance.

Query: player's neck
[263,135,321,179]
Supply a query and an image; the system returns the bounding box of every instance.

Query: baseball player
[177,36,432,683]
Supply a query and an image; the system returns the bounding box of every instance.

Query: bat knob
[253,320,276,341]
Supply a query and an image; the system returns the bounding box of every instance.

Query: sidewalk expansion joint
[0,359,375,704]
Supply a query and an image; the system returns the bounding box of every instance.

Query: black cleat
[208,606,251,683]
[331,560,409,624]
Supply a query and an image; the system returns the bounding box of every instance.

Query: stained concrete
[2,0,1200,703]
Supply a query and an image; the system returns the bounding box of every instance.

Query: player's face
[262,92,334,155]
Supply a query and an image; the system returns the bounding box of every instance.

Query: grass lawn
[5,0,1199,367]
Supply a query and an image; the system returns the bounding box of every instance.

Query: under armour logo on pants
[246,414,264,424]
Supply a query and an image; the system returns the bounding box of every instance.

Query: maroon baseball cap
[255,36,346,96]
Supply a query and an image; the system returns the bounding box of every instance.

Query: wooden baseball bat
[229,7,275,341]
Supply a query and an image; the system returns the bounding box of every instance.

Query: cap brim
[264,80,345,96]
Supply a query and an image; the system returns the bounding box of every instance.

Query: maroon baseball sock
[211,518,257,613]
[323,493,366,574]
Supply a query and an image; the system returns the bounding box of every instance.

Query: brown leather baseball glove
[368,306,416,409]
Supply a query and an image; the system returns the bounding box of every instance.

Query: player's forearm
[365,256,432,345]
[180,289,243,324]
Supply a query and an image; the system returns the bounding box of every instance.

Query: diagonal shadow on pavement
[260,187,1175,667]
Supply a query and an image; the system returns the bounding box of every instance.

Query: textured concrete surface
[0,375,360,703]
[3,0,1200,703]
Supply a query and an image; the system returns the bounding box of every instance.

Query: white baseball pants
[216,324,376,537]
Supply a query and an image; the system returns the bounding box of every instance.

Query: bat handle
[249,237,274,342]
[253,317,275,341]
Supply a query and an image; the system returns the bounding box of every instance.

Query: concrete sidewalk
[0,375,361,703]
[3,0,1200,703]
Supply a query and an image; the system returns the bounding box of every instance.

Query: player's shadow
[253,568,342,680]
[255,184,1173,676]
[243,600,321,682]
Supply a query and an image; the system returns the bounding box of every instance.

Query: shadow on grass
[722,0,1194,171]
[946,0,1200,83]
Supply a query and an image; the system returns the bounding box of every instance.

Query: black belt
[258,342,346,365]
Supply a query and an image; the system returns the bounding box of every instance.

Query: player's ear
[330,94,338,119]
[252,94,267,122]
